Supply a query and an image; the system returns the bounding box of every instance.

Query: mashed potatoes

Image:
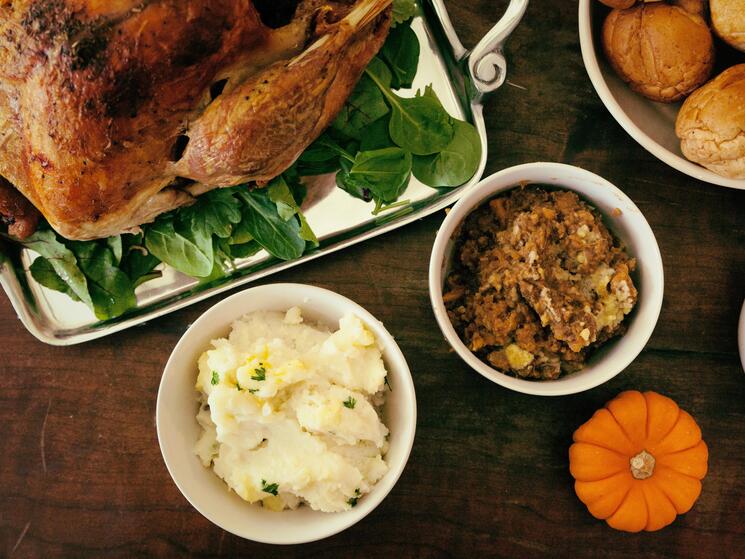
[194,307,390,513]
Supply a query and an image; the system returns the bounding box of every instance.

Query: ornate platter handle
[429,0,529,97]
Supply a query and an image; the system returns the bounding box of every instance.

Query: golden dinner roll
[711,0,745,52]
[602,3,715,102]
[676,65,745,179]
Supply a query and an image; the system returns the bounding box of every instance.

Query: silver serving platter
[0,0,529,345]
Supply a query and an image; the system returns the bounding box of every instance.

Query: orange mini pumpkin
[569,391,708,532]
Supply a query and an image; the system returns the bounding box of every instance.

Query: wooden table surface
[2,1,744,557]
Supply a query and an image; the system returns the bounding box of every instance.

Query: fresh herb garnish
[211,371,220,386]
[251,365,266,381]
[248,388,259,394]
[261,480,279,496]
[347,488,362,507]
[343,396,357,409]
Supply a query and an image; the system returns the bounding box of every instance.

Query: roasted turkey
[0,0,392,240]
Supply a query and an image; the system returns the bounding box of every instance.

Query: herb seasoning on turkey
[443,187,638,380]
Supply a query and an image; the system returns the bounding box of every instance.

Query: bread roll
[676,64,745,179]
[602,3,715,102]
[711,0,745,52]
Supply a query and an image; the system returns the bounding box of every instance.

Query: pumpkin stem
[630,450,655,480]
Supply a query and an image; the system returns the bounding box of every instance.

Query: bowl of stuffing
[429,162,664,396]
[156,283,416,543]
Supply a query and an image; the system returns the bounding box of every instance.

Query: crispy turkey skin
[0,0,392,240]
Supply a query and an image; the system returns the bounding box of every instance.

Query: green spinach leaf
[121,233,161,285]
[380,23,420,89]
[268,177,299,222]
[228,218,255,246]
[29,257,81,302]
[388,94,453,155]
[296,213,317,246]
[359,116,394,151]
[145,215,214,277]
[133,271,162,289]
[21,229,93,308]
[283,167,308,206]
[297,137,341,176]
[107,235,123,265]
[413,119,482,187]
[179,188,242,239]
[392,0,418,26]
[349,147,412,203]
[230,241,262,259]
[237,189,306,261]
[69,241,137,320]
[336,158,373,202]
[366,57,393,89]
[267,176,318,246]
[366,61,453,155]
[332,75,390,140]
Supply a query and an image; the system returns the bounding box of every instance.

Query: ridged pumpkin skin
[569,391,708,532]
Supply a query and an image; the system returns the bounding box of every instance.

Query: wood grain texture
[1,1,744,557]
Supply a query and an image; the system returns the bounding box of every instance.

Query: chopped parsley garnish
[210,371,219,385]
[347,488,362,507]
[251,364,266,381]
[343,396,357,409]
[261,479,279,496]
[236,381,243,391]
[248,388,259,394]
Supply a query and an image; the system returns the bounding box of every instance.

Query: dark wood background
[2,1,744,557]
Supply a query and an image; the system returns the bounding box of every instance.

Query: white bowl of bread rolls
[579,0,745,189]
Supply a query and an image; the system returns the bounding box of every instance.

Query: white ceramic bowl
[738,300,745,374]
[578,0,745,191]
[429,162,664,396]
[156,284,416,544]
